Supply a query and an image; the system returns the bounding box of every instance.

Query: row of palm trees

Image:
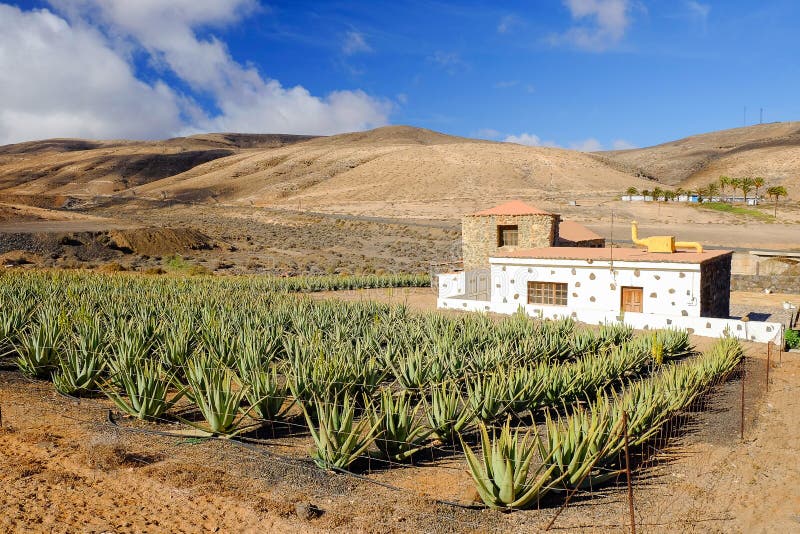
[625,176,789,215]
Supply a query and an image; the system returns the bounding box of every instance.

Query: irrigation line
[103,405,484,510]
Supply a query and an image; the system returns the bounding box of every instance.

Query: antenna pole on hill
[760,108,764,124]
[743,106,747,126]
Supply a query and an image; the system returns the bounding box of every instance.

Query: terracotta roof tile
[472,200,553,216]
[558,221,603,242]
[494,247,732,265]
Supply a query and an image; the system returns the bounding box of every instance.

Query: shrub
[786,329,800,350]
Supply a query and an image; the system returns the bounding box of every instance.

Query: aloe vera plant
[107,330,151,389]
[14,306,63,378]
[538,401,625,489]
[303,393,379,469]
[388,347,430,391]
[53,316,107,396]
[240,365,291,421]
[461,418,561,510]
[103,358,184,420]
[423,380,474,443]
[370,389,431,462]
[0,301,28,359]
[181,354,253,436]
[466,372,520,423]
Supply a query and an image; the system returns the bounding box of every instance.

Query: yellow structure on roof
[631,221,703,253]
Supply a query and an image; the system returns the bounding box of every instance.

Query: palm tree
[719,176,730,201]
[741,177,755,204]
[767,185,788,217]
[652,187,664,201]
[706,182,720,201]
[753,177,765,200]
[675,187,685,201]
[642,189,651,199]
[696,187,709,202]
[729,177,742,202]
[625,186,638,196]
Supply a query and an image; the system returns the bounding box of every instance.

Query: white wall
[488,257,702,318]
[624,312,783,344]
[436,296,782,344]
[437,272,465,298]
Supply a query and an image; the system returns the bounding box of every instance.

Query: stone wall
[731,274,800,294]
[700,253,732,318]
[461,214,558,270]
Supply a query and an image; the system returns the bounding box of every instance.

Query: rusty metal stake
[623,411,636,534]
[740,360,746,441]
[766,342,771,393]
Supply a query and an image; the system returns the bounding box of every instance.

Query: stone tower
[461,201,560,270]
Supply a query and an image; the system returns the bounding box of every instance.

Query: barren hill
[0,125,653,219]
[601,122,800,197]
[0,133,314,199]
[3,122,800,221]
[130,126,654,218]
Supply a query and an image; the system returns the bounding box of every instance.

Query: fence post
[623,411,636,534]
[766,342,771,393]
[740,359,746,441]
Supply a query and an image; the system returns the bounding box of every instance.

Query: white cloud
[0,5,184,145]
[474,128,501,139]
[503,133,560,147]
[342,30,372,55]
[612,139,637,150]
[427,51,469,74]
[554,0,632,51]
[497,14,521,34]
[569,138,604,151]
[493,80,519,89]
[686,1,711,21]
[0,1,391,144]
[55,0,391,134]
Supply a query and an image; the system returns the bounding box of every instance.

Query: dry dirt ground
[1,339,796,533]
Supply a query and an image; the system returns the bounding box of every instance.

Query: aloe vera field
[0,270,791,532]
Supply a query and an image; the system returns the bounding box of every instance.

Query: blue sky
[1,1,799,148]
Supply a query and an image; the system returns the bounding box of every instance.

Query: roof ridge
[472,200,553,216]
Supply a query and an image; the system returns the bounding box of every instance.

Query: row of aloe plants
[0,271,709,502]
[461,336,744,509]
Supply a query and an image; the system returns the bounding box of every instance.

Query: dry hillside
[0,126,655,219]
[128,126,654,218]
[0,133,314,199]
[601,122,800,198]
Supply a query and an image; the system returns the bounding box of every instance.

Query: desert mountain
[3,122,799,220]
[0,133,314,200]
[600,122,800,198]
[0,125,654,218]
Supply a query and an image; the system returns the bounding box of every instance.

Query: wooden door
[621,287,643,313]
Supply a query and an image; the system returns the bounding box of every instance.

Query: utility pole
[743,106,747,126]
[760,108,764,124]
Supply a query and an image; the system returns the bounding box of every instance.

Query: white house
[438,202,782,343]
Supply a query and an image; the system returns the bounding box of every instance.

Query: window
[497,225,519,247]
[528,282,568,306]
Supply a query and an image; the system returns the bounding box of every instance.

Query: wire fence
[0,340,780,532]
